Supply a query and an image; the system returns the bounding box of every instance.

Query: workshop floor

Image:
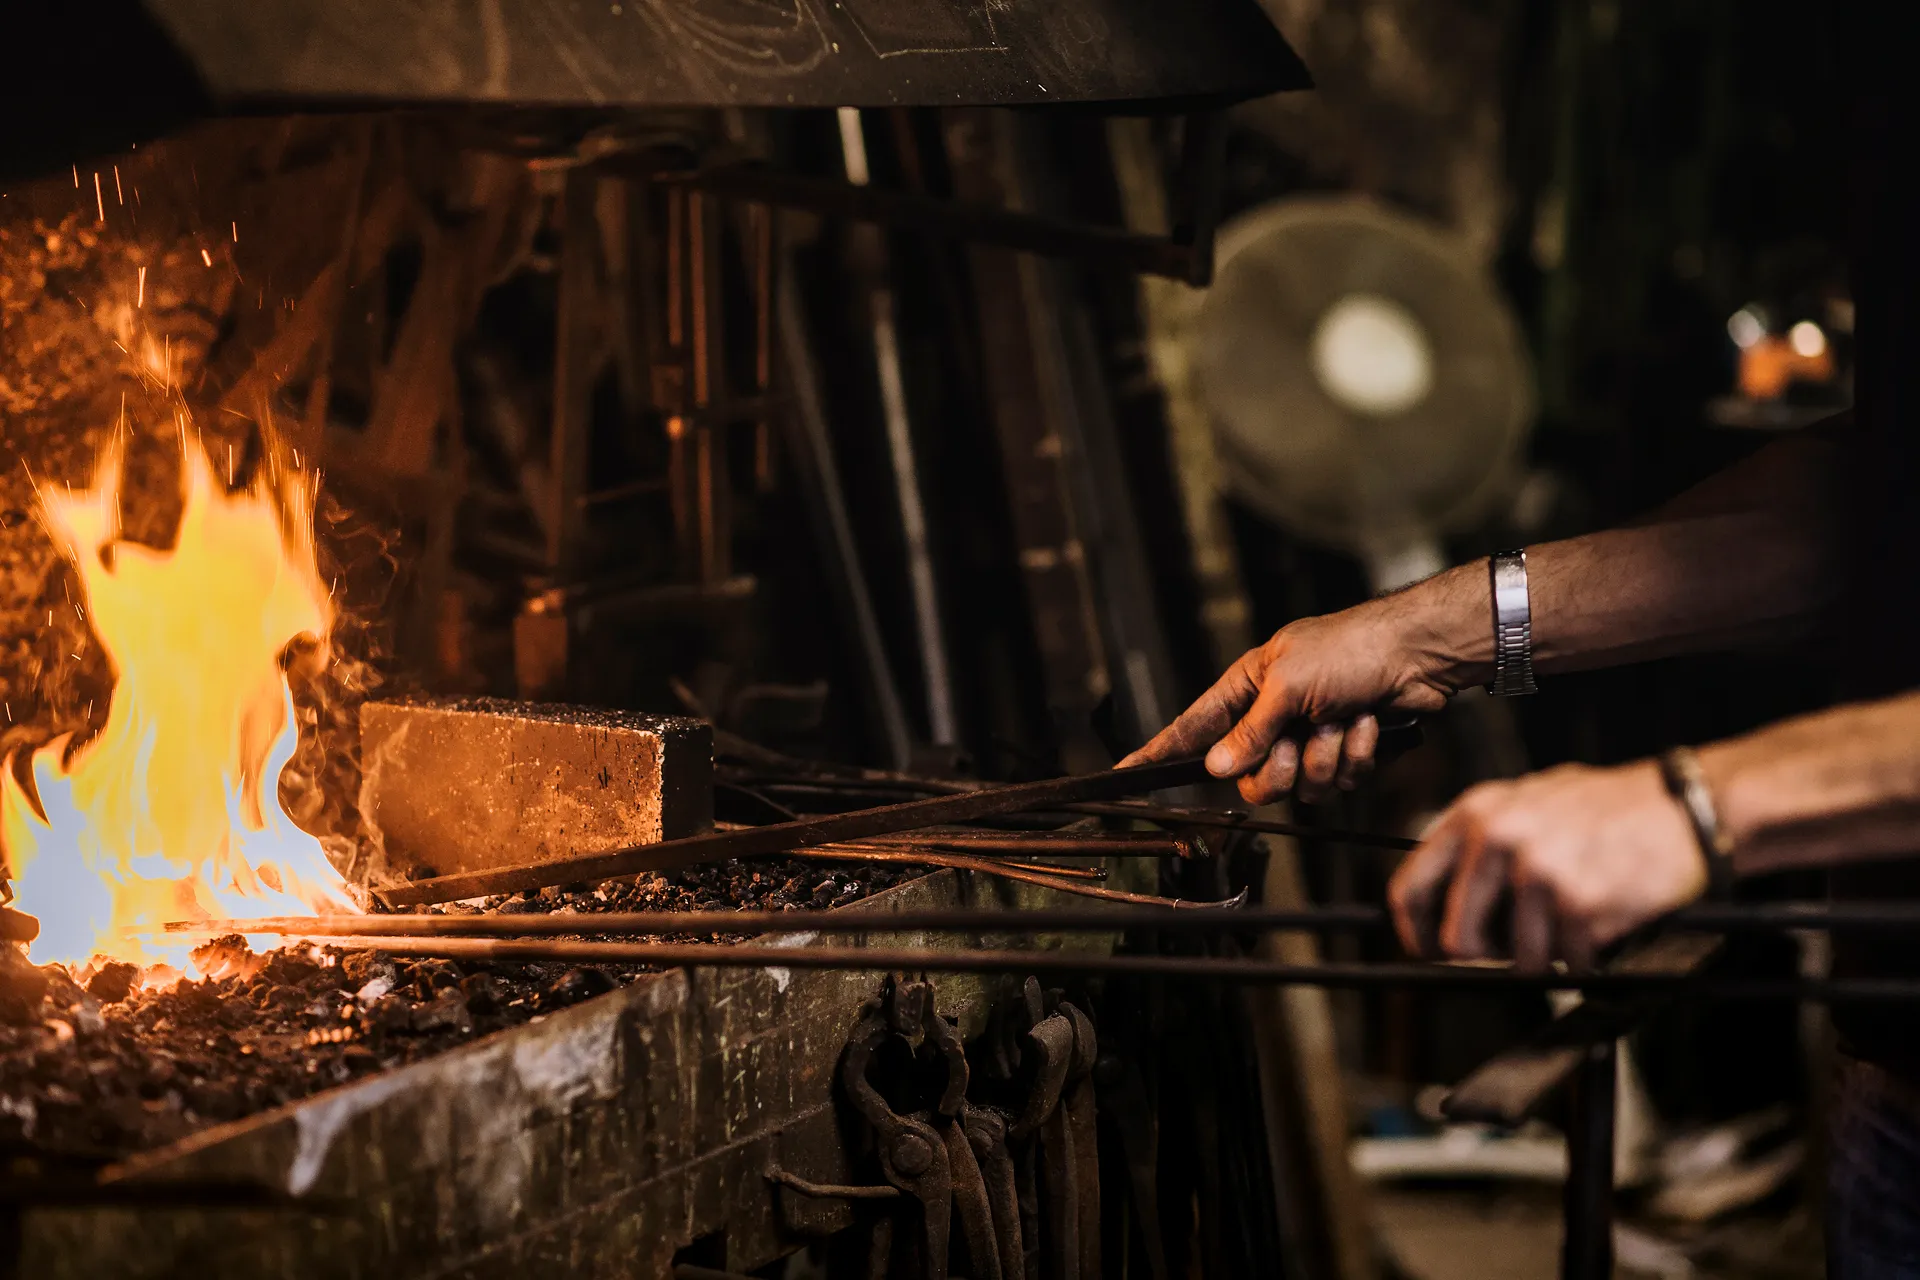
[1373,1186,1826,1280]
[1375,1186,1566,1280]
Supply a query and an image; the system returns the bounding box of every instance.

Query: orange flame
[1,433,356,969]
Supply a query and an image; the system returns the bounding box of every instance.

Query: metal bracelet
[1487,549,1538,696]
[1657,746,1736,899]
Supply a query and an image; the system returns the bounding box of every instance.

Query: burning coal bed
[0,425,924,1161]
[0,859,919,1159]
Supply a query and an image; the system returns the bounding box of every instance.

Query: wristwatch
[1657,746,1737,899]
[1488,549,1538,696]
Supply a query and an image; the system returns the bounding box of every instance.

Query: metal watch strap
[1487,549,1538,696]
[1657,746,1736,900]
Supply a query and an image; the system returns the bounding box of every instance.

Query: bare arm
[1124,423,1851,803]
[1388,689,1920,970]
[1706,690,1920,877]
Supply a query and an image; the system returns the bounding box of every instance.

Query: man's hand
[1387,761,1709,971]
[1118,590,1464,804]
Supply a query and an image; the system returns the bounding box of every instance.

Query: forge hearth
[11,870,1117,1280]
[0,856,925,1159]
[0,690,1130,1279]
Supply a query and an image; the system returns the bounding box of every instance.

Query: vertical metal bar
[665,184,686,351]
[1174,111,1229,288]
[1560,1040,1616,1280]
[548,166,599,578]
[690,189,729,582]
[663,184,695,576]
[776,252,916,770]
[751,200,775,492]
[840,106,957,746]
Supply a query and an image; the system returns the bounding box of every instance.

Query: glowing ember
[1,433,356,970]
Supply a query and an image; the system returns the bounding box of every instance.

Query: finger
[1388,815,1467,957]
[1239,737,1300,806]
[1118,650,1262,768]
[1557,912,1598,973]
[1208,665,1311,778]
[1295,723,1345,800]
[1439,809,1512,960]
[1510,877,1556,974]
[1335,714,1380,790]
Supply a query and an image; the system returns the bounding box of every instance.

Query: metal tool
[377,757,1212,906]
[842,997,954,1280]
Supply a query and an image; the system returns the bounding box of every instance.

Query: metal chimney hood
[6,0,1307,180]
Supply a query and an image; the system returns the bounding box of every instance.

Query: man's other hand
[1388,761,1709,971]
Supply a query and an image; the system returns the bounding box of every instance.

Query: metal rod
[775,252,915,768]
[167,905,1384,939]
[840,106,958,747]
[376,757,1212,907]
[781,844,1109,879]
[853,831,1199,858]
[211,900,1920,944]
[1560,1041,1617,1280]
[129,935,1920,999]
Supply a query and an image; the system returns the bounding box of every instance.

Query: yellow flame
[1,435,355,968]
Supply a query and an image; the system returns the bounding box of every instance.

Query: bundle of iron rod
[720,770,1418,852]
[376,756,1411,908]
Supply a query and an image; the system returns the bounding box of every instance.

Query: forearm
[1404,429,1847,691]
[1699,691,1920,877]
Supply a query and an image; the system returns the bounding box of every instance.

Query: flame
[1,433,356,970]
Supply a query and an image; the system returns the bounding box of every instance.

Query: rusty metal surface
[150,0,1306,109]
[356,697,712,886]
[14,870,1117,1279]
[6,1,1307,182]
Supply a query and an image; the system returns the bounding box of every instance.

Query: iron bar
[839,107,958,747]
[788,846,1111,880]
[130,934,1920,1000]
[1560,1041,1617,1280]
[852,831,1200,858]
[376,757,1212,907]
[167,905,1383,939]
[775,252,915,767]
[183,901,1920,943]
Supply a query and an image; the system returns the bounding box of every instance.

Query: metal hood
[6,0,1307,180]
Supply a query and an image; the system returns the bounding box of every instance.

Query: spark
[72,165,78,188]
[4,704,10,724]
[137,266,146,307]
[231,221,238,242]
[201,248,213,267]
[93,172,104,222]
[113,166,123,205]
